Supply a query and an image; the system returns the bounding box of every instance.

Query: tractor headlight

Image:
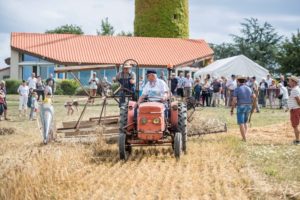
[153,118,160,124]
[141,117,148,125]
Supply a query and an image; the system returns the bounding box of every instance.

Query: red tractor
[118,60,187,160]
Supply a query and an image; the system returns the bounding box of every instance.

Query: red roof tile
[11,32,213,67]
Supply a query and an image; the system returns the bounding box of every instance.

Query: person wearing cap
[231,76,255,142]
[88,72,99,104]
[287,76,300,145]
[170,73,178,96]
[278,83,289,111]
[116,63,136,106]
[226,74,237,107]
[137,70,169,116]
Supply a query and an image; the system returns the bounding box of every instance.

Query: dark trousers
[202,91,210,106]
[37,90,45,101]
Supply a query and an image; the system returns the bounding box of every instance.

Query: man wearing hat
[137,70,169,115]
[116,63,136,106]
[287,76,300,145]
[231,76,255,142]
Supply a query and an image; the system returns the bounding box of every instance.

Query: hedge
[4,79,22,94]
[60,79,80,95]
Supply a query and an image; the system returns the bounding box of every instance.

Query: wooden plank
[62,120,97,129]
[89,118,118,124]
[64,128,97,136]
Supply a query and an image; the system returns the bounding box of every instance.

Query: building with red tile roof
[10,32,213,83]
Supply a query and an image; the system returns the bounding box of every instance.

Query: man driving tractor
[136,70,170,116]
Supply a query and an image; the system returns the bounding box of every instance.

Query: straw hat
[123,63,132,68]
[236,75,247,80]
[288,75,299,83]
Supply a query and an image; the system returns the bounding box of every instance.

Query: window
[22,65,32,81]
[22,54,39,62]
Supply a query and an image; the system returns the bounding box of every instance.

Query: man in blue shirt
[231,76,255,142]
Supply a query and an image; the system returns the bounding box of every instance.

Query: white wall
[10,49,20,79]
[0,68,10,80]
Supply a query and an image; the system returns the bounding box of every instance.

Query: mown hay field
[0,95,299,200]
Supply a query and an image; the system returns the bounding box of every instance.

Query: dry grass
[0,95,299,200]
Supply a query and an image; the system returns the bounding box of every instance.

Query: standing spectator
[220,77,227,105]
[0,81,8,120]
[44,81,53,98]
[259,78,268,108]
[138,76,145,97]
[278,83,289,111]
[176,73,185,100]
[0,89,5,121]
[226,74,237,106]
[89,72,99,104]
[266,74,273,88]
[183,73,194,98]
[202,78,210,106]
[267,80,277,109]
[116,63,136,106]
[251,76,260,113]
[46,73,56,94]
[287,76,300,145]
[279,75,288,87]
[17,80,30,117]
[211,77,222,107]
[27,72,37,90]
[29,92,38,120]
[170,73,178,96]
[193,77,202,106]
[36,76,45,101]
[231,76,255,142]
[159,71,167,82]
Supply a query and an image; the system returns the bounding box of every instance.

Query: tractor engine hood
[137,102,165,140]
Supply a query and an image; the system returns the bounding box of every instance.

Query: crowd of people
[170,73,294,111]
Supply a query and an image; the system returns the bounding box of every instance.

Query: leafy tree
[231,18,283,73]
[46,24,84,35]
[210,43,239,60]
[277,30,300,75]
[117,31,133,36]
[97,17,115,36]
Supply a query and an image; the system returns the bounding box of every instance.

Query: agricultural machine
[118,59,187,160]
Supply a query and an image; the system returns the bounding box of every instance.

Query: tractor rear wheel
[174,132,182,159]
[178,103,187,153]
[119,103,131,160]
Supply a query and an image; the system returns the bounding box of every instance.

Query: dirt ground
[0,96,299,200]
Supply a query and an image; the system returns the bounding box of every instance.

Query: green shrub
[4,79,22,94]
[60,79,80,95]
[75,86,90,96]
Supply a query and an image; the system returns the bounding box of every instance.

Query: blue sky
[0,0,299,67]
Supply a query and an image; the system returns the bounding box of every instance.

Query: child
[17,80,29,117]
[0,89,5,121]
[29,92,38,120]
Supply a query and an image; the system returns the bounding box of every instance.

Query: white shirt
[280,86,289,100]
[266,78,273,88]
[89,77,99,89]
[27,77,37,89]
[183,77,194,88]
[226,79,237,90]
[177,77,185,88]
[288,86,300,109]
[142,79,168,102]
[17,85,29,96]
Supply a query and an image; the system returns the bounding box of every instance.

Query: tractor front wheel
[174,132,182,159]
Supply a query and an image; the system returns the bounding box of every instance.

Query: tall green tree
[210,43,239,60]
[277,30,300,75]
[231,18,282,73]
[97,17,115,36]
[46,24,84,34]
